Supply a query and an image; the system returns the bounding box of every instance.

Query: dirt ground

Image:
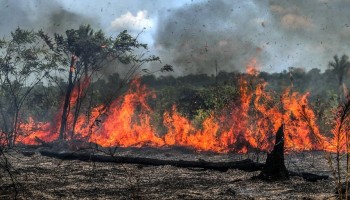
[0,147,338,199]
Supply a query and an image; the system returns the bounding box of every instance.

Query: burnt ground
[0,147,338,199]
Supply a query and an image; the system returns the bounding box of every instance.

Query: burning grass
[15,74,332,154]
[1,56,348,199]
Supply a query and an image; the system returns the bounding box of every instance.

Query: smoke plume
[1,0,350,74]
[155,0,267,74]
[155,0,350,74]
[0,0,97,36]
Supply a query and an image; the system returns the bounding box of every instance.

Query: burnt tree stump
[258,124,289,181]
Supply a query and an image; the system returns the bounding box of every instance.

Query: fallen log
[38,149,330,182]
[39,149,263,172]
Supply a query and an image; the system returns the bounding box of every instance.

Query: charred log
[258,125,289,181]
[37,148,329,182]
[39,149,263,172]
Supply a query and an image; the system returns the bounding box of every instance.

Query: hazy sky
[1,0,350,75]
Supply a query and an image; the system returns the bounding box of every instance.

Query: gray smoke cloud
[0,0,97,36]
[267,0,350,70]
[155,0,269,75]
[1,0,350,75]
[155,0,350,74]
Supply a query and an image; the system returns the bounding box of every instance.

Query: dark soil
[0,147,337,199]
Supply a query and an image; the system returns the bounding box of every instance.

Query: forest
[0,25,350,199]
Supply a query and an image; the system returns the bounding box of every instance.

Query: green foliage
[329,54,350,86]
[151,82,238,127]
[11,28,36,44]
[39,25,160,77]
[1,29,60,78]
[197,85,238,112]
[24,84,61,121]
[0,28,62,145]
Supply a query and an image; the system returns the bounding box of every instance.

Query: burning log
[39,149,264,172]
[258,124,289,181]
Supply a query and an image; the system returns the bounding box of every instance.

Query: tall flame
[16,59,339,153]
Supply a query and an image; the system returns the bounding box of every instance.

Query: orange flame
[16,59,340,153]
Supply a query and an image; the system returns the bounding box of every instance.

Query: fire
[90,80,164,147]
[18,118,53,145]
[16,59,339,153]
[246,58,260,76]
[163,106,226,152]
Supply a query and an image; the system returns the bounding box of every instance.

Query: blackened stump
[258,124,289,181]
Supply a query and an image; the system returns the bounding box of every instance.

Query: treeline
[22,65,346,124]
[141,67,345,117]
[143,67,345,97]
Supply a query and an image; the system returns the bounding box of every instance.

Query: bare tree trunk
[59,56,76,140]
[0,105,9,136]
[0,102,10,146]
[71,63,90,137]
[72,79,81,135]
[10,107,20,147]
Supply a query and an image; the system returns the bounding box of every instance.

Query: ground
[0,147,338,199]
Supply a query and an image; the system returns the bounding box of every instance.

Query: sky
[0,0,350,75]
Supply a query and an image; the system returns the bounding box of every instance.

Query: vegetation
[0,27,348,148]
[0,33,348,145]
[0,25,350,198]
[38,25,160,140]
[0,28,60,147]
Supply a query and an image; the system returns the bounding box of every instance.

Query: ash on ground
[0,148,337,199]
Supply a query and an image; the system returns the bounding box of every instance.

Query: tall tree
[39,25,160,140]
[329,54,350,99]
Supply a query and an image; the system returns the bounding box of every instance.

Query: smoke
[155,0,350,74]
[267,0,350,70]
[1,0,350,75]
[0,0,97,36]
[155,0,268,75]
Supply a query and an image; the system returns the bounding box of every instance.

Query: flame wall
[17,73,333,153]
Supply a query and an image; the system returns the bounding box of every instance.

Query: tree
[329,54,350,99]
[39,25,160,140]
[0,28,59,147]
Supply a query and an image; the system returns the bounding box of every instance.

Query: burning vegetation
[0,24,350,199]
[10,55,340,154]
